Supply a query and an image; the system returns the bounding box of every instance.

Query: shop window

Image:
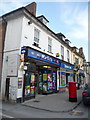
[48,37,52,53]
[34,28,40,47]
[61,46,64,60]
[61,72,66,86]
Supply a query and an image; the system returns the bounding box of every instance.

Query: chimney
[79,47,83,54]
[79,47,85,58]
[25,2,37,16]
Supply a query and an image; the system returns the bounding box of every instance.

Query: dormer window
[37,15,49,26]
[56,33,66,41]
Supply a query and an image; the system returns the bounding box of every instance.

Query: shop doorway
[5,78,10,100]
[24,72,35,100]
[35,73,39,95]
[66,73,70,84]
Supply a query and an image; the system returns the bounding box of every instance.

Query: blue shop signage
[28,48,60,65]
[60,63,74,70]
[21,47,26,54]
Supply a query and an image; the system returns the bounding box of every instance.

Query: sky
[0,0,89,61]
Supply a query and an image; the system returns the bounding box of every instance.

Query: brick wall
[25,2,36,16]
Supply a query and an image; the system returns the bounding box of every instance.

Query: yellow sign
[43,74,47,81]
[56,53,60,57]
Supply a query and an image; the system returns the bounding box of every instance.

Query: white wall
[4,16,23,51]
[1,16,23,98]
[1,51,19,99]
[21,17,72,62]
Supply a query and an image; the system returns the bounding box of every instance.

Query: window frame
[67,50,70,62]
[61,45,64,60]
[34,28,40,45]
[48,37,52,53]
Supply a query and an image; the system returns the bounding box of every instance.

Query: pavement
[22,89,83,112]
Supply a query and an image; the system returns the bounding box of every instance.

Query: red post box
[69,82,77,102]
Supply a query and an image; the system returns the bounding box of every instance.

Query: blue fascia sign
[28,48,60,65]
[60,63,74,70]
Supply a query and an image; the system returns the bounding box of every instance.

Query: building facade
[0,2,85,102]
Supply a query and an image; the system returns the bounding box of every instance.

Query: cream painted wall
[71,52,84,69]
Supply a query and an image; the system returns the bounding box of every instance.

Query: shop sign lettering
[61,63,74,70]
[28,48,60,65]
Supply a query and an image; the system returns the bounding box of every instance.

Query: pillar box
[69,82,77,102]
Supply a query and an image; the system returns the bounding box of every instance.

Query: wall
[21,17,72,63]
[0,22,7,91]
[4,16,23,52]
[1,51,19,99]
[71,52,83,69]
[1,16,23,99]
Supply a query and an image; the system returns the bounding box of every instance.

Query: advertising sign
[60,63,74,70]
[30,86,35,96]
[28,48,60,65]
[7,54,18,76]
[43,74,47,81]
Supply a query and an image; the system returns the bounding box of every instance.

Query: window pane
[48,37,52,52]
[61,46,64,56]
[34,28,40,44]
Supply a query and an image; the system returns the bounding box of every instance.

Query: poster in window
[30,86,35,96]
[43,83,47,91]
[31,74,35,83]
[48,74,52,81]
[18,78,22,89]
[25,85,30,96]
[43,74,47,81]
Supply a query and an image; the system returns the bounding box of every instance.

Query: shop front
[20,47,60,101]
[58,62,74,92]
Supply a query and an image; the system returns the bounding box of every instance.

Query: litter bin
[69,82,77,102]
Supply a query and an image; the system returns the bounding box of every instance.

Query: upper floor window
[73,54,75,63]
[67,50,70,62]
[75,57,79,64]
[34,28,40,47]
[48,37,52,53]
[61,46,64,60]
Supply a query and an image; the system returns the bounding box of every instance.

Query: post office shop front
[58,62,74,92]
[19,46,60,102]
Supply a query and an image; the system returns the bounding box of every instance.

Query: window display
[38,69,57,94]
[61,72,66,86]
[25,72,35,97]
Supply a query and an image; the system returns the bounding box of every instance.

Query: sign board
[7,54,18,76]
[60,63,74,70]
[9,77,18,100]
[28,48,60,65]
